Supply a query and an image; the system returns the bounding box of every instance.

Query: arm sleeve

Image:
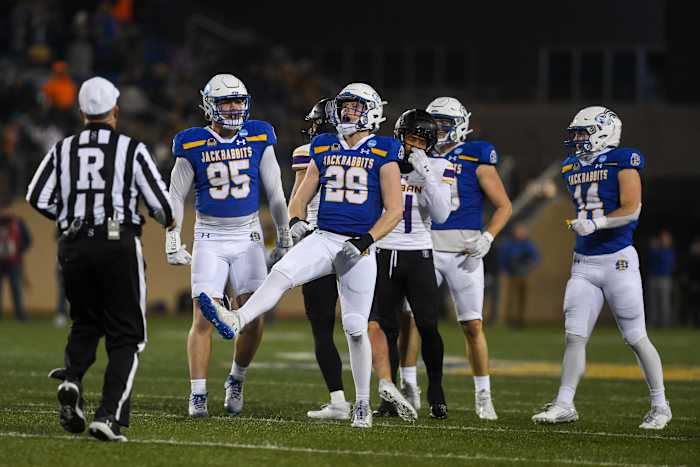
[419,160,452,224]
[25,145,58,220]
[133,142,174,227]
[259,145,290,239]
[168,157,194,233]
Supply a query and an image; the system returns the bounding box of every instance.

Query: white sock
[231,362,248,381]
[630,336,667,407]
[400,366,417,387]
[330,390,346,405]
[191,379,207,395]
[474,375,491,393]
[238,270,293,327]
[556,333,588,407]
[346,331,371,403]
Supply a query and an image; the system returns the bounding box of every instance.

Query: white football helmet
[565,106,622,156]
[328,83,387,135]
[200,74,250,130]
[426,97,472,143]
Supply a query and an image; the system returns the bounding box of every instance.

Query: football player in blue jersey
[532,106,671,430]
[426,97,512,420]
[199,82,404,428]
[166,74,292,418]
[290,99,352,420]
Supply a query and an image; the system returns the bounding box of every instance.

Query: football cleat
[400,383,422,411]
[307,401,351,420]
[57,381,86,433]
[224,375,244,416]
[372,399,398,417]
[89,416,127,442]
[188,392,209,417]
[639,404,672,430]
[351,400,372,428]
[48,367,67,381]
[378,379,417,423]
[429,403,448,420]
[475,389,498,420]
[532,401,579,424]
[198,292,240,340]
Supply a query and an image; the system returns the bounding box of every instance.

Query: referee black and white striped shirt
[26,123,173,232]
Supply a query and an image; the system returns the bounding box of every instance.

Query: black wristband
[348,233,374,254]
[289,216,305,228]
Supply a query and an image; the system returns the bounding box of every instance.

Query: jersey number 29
[207,161,250,200]
[325,166,368,204]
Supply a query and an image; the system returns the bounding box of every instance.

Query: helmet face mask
[564,106,622,157]
[200,74,250,131]
[393,109,438,174]
[329,83,387,135]
[426,97,472,144]
[301,97,333,141]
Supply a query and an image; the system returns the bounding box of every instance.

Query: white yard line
[0,431,675,467]
[2,406,696,443]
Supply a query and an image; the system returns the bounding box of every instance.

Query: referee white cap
[78,77,120,116]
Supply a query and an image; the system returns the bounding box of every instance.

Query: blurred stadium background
[2,0,699,327]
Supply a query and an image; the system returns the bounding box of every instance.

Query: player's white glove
[466,231,494,259]
[269,226,293,266]
[165,229,192,265]
[341,233,374,259]
[408,148,433,179]
[568,218,597,236]
[289,217,314,244]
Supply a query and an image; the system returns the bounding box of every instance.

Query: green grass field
[1,317,698,466]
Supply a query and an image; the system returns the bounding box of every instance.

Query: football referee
[26,76,174,442]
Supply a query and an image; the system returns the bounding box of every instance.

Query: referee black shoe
[429,403,448,420]
[89,416,127,442]
[57,381,86,433]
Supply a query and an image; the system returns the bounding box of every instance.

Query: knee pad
[622,327,647,346]
[565,332,588,347]
[342,312,368,337]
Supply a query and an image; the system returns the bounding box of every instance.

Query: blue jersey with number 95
[562,147,645,256]
[172,120,276,217]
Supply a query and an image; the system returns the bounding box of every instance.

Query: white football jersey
[377,158,454,250]
[291,143,320,225]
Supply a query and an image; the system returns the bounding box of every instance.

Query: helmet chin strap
[336,123,358,136]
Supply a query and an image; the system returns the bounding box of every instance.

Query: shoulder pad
[474,141,498,165]
[291,143,311,170]
[242,120,277,145]
[368,136,401,161]
[309,133,338,155]
[172,127,210,157]
[605,147,645,170]
[561,155,578,174]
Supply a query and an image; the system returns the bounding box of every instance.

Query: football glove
[466,231,494,259]
[342,233,374,259]
[408,148,432,179]
[289,217,314,244]
[165,229,192,265]
[568,218,597,236]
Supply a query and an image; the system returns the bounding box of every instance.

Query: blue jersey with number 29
[172,120,276,217]
[562,147,645,256]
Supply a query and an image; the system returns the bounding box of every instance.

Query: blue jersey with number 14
[172,120,276,217]
[562,147,645,256]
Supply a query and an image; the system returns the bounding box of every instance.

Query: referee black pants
[302,274,344,393]
[58,228,147,427]
[371,248,446,405]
